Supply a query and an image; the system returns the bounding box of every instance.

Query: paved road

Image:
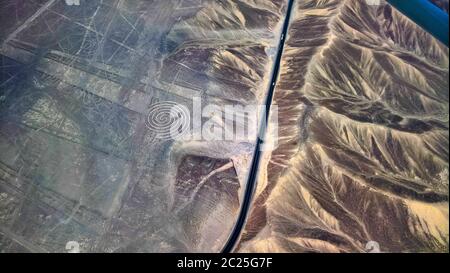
[221,0,296,253]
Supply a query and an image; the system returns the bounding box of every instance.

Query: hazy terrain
[0,0,287,252]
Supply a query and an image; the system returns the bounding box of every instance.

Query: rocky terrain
[239,0,449,253]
